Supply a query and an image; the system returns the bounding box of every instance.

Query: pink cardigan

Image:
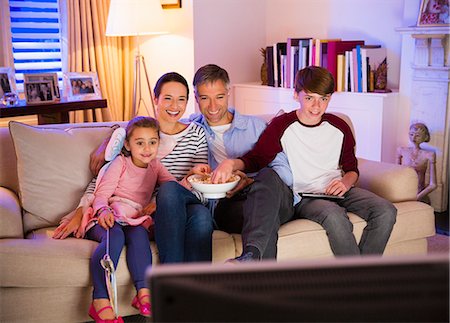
[81,155,175,233]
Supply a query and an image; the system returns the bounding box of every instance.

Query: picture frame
[63,72,102,101]
[417,0,450,26]
[24,80,56,105]
[24,72,60,100]
[0,67,16,97]
[161,0,181,9]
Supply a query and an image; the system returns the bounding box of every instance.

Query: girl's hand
[97,210,115,229]
[53,208,83,239]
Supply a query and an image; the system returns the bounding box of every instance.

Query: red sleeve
[240,111,298,173]
[324,114,359,175]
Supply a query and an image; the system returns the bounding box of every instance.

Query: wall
[193,0,266,109]
[138,0,196,115]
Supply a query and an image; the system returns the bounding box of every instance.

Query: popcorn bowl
[188,174,240,199]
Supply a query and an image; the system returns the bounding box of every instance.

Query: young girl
[57,116,176,322]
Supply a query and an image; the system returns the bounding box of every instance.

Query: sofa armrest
[0,186,24,238]
[356,158,418,203]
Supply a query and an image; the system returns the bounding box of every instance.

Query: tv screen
[148,254,449,322]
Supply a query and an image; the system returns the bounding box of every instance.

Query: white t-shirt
[210,123,232,164]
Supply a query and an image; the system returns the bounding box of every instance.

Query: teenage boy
[213,66,397,256]
[191,64,294,261]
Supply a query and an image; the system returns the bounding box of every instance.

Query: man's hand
[211,159,244,184]
[89,137,108,176]
[225,170,254,198]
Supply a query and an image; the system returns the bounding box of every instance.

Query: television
[147,254,449,322]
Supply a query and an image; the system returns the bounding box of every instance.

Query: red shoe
[131,294,152,317]
[88,303,124,323]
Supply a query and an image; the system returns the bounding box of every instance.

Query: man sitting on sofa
[189,64,294,262]
[211,66,398,256]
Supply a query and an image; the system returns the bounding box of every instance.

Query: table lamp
[106,0,169,118]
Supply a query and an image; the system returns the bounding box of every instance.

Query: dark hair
[154,72,189,100]
[122,116,160,156]
[193,64,230,90]
[410,123,431,143]
[294,66,335,96]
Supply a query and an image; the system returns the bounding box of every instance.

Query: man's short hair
[294,66,335,96]
[193,64,230,91]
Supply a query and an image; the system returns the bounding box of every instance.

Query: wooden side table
[0,98,108,124]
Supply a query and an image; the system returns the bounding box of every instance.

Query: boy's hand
[97,211,115,229]
[226,170,254,198]
[325,178,349,196]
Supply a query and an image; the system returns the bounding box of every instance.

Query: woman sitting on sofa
[54,72,213,263]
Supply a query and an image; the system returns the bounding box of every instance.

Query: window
[9,0,62,92]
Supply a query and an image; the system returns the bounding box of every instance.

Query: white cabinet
[232,83,400,163]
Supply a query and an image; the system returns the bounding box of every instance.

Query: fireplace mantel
[397,25,449,212]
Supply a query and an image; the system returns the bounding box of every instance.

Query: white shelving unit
[232,83,400,163]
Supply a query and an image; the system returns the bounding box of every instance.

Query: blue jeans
[295,187,397,255]
[154,181,213,263]
[86,223,152,299]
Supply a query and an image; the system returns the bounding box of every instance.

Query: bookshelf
[232,83,400,163]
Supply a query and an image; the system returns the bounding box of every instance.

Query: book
[286,38,312,88]
[360,45,381,92]
[274,42,287,87]
[326,40,365,90]
[356,45,363,92]
[265,46,275,87]
[363,47,387,92]
[336,54,345,92]
[312,38,341,67]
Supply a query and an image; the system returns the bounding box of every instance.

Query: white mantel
[397,26,449,212]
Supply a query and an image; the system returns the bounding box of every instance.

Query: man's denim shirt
[189,108,299,204]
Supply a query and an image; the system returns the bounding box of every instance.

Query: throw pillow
[9,121,115,233]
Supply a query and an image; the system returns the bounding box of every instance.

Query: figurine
[396,123,437,202]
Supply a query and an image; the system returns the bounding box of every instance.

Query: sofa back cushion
[9,121,116,233]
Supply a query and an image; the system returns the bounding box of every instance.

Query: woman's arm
[417,153,437,200]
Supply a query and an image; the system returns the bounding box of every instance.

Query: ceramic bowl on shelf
[187,174,240,199]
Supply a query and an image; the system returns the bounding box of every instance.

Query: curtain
[0,2,13,68]
[65,0,134,122]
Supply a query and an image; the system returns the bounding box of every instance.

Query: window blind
[9,0,62,92]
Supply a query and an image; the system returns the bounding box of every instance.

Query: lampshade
[105,0,169,36]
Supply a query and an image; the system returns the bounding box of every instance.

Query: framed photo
[0,67,16,97]
[63,72,102,101]
[24,81,56,105]
[161,0,181,9]
[417,0,450,26]
[24,72,60,99]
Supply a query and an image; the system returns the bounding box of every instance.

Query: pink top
[90,155,175,229]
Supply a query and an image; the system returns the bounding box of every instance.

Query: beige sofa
[0,119,436,322]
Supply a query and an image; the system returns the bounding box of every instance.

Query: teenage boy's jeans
[154,181,213,263]
[295,187,397,255]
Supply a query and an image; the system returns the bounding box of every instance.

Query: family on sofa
[50,64,397,323]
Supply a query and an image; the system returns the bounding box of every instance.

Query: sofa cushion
[0,187,23,238]
[9,122,115,233]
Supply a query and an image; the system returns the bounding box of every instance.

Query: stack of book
[264,38,388,93]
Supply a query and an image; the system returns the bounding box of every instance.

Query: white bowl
[188,174,240,199]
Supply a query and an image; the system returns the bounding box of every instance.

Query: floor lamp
[105,0,169,118]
